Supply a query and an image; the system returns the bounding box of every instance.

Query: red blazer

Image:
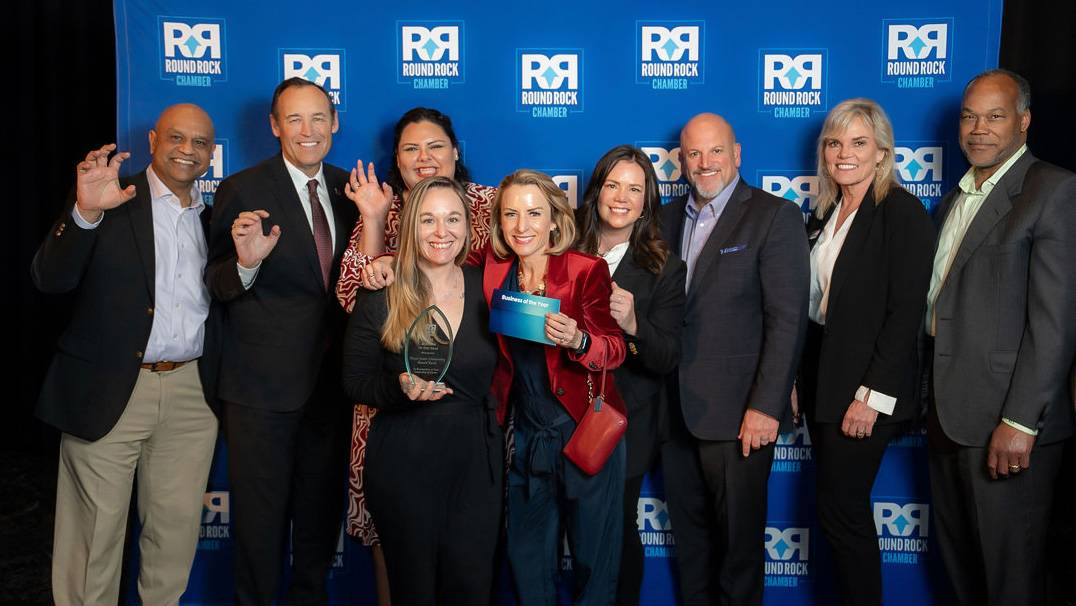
[484,247,626,425]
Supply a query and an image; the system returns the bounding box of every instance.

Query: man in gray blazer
[661,113,809,605]
[926,69,1076,605]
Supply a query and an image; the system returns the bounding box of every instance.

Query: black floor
[0,450,55,605]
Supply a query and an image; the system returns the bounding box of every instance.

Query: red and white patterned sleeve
[335,194,405,313]
[465,182,497,266]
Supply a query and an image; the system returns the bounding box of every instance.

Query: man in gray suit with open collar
[661,113,809,605]
[926,69,1076,606]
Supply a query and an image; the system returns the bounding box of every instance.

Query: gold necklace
[518,268,545,295]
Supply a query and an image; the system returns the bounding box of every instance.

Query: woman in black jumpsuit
[342,176,502,604]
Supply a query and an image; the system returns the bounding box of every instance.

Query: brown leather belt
[140,360,191,372]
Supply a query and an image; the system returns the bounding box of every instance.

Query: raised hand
[609,281,638,336]
[231,210,281,268]
[75,144,137,221]
[345,160,394,220]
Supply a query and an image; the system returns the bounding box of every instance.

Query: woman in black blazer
[797,99,935,606]
[576,145,686,606]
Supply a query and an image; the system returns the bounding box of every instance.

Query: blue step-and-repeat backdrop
[114,0,1003,603]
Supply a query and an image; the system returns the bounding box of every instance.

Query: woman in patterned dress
[335,107,495,604]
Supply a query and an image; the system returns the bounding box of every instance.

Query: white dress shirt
[601,241,630,276]
[72,166,210,362]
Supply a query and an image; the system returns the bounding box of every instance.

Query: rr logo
[163,22,221,59]
[895,146,943,182]
[888,24,948,60]
[637,497,673,531]
[874,502,929,537]
[776,420,812,446]
[642,146,682,181]
[401,26,459,62]
[763,54,822,90]
[641,26,699,62]
[521,54,578,90]
[762,175,818,211]
[764,527,809,561]
[282,53,340,89]
[203,491,229,524]
[204,143,224,179]
[552,174,579,208]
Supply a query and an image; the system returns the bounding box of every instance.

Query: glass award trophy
[403,305,453,388]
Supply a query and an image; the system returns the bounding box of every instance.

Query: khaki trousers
[52,362,218,606]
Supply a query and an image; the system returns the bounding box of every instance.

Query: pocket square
[720,244,747,254]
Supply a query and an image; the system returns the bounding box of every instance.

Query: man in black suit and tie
[660,113,810,605]
[33,104,220,605]
[206,78,357,605]
[926,69,1076,606]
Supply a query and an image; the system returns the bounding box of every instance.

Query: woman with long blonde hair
[342,176,503,604]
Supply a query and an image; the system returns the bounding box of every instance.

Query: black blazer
[930,153,1076,446]
[798,186,935,425]
[609,249,686,477]
[205,155,357,412]
[32,171,221,441]
[662,179,810,441]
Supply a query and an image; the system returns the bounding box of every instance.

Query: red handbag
[562,348,626,475]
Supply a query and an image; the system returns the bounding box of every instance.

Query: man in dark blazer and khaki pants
[926,69,1076,606]
[661,113,810,605]
[33,104,220,605]
[206,78,357,605]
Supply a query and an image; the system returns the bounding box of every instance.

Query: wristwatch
[574,330,591,355]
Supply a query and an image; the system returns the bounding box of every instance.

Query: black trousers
[615,474,646,606]
[927,407,1065,606]
[224,399,350,606]
[809,420,904,606]
[662,407,775,606]
[364,401,503,605]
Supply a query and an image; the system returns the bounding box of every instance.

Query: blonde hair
[381,176,472,352]
[815,98,899,218]
[489,169,577,259]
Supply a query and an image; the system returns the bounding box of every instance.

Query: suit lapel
[543,253,570,368]
[807,206,834,251]
[944,153,1032,286]
[324,167,353,261]
[663,198,687,257]
[543,252,571,304]
[611,252,646,292]
[827,190,877,314]
[268,156,325,288]
[687,180,750,302]
[125,171,155,302]
[482,248,514,304]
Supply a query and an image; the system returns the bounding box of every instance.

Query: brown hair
[576,144,668,274]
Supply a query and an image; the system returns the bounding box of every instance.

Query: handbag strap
[589,345,608,411]
[596,346,608,400]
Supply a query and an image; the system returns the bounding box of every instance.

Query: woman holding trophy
[341,176,503,604]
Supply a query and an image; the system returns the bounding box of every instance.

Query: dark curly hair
[385,107,472,196]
